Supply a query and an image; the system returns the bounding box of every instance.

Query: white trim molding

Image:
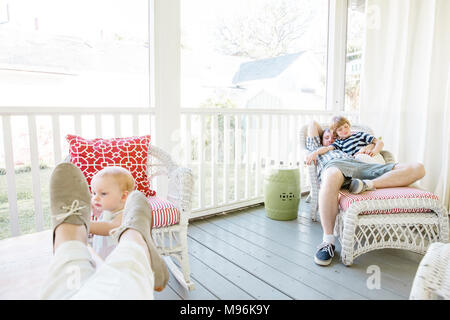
[151,0,181,198]
[326,0,348,111]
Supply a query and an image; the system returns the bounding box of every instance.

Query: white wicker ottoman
[334,187,449,266]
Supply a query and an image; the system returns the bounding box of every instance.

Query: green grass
[0,168,53,240]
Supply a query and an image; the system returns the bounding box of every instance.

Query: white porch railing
[0,107,358,238]
[0,107,155,239]
[181,109,358,219]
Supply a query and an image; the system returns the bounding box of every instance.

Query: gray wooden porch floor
[0,198,423,300]
[158,203,422,300]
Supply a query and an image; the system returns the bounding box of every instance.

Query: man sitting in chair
[305,121,426,266]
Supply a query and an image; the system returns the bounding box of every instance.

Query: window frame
[326,0,349,112]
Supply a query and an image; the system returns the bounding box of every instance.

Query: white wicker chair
[66,144,195,290]
[300,123,449,266]
[299,123,394,221]
[410,242,450,299]
[147,145,195,290]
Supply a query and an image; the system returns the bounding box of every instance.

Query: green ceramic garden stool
[263,167,300,220]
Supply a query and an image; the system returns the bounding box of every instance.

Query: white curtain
[360,0,450,211]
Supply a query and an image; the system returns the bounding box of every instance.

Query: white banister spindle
[114,114,121,137]
[245,115,250,199]
[51,114,62,164]
[198,115,205,208]
[234,115,241,201]
[27,115,44,231]
[95,114,102,137]
[278,115,284,164]
[151,114,156,140]
[2,116,20,237]
[275,115,281,166]
[184,115,191,168]
[281,114,288,164]
[297,114,303,164]
[290,115,296,166]
[266,115,272,166]
[132,114,140,136]
[223,115,230,203]
[211,114,218,207]
[286,115,292,165]
[255,115,262,197]
[74,114,82,135]
[292,115,297,165]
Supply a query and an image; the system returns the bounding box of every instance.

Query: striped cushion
[339,187,439,215]
[91,196,180,228]
[148,196,180,228]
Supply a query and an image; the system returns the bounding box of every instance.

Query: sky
[4,0,148,40]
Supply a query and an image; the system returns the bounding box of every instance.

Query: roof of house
[231,51,305,84]
[0,27,147,74]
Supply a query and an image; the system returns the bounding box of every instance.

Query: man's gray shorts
[322,159,396,189]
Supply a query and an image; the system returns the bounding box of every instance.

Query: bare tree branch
[214,0,314,59]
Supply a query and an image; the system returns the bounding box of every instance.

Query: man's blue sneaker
[314,242,335,266]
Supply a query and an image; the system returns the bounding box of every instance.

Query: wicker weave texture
[147,145,195,290]
[410,242,450,299]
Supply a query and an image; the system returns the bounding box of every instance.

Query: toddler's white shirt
[92,209,123,259]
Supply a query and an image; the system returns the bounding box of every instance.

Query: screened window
[181,0,329,110]
[0,0,149,108]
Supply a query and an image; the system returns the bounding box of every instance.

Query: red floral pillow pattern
[66,134,156,197]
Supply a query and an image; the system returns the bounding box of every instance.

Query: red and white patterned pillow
[66,134,156,197]
[147,197,180,228]
[339,187,439,215]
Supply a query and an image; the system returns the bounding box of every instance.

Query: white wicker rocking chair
[147,145,195,290]
[66,144,195,290]
[300,123,449,266]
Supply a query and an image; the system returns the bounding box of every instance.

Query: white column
[326,0,348,111]
[151,0,181,198]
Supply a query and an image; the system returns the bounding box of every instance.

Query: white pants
[40,240,154,300]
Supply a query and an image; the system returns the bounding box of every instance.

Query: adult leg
[71,229,155,300]
[371,162,425,189]
[315,167,345,266]
[40,227,96,300]
[349,162,425,194]
[40,163,95,300]
[319,167,345,235]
